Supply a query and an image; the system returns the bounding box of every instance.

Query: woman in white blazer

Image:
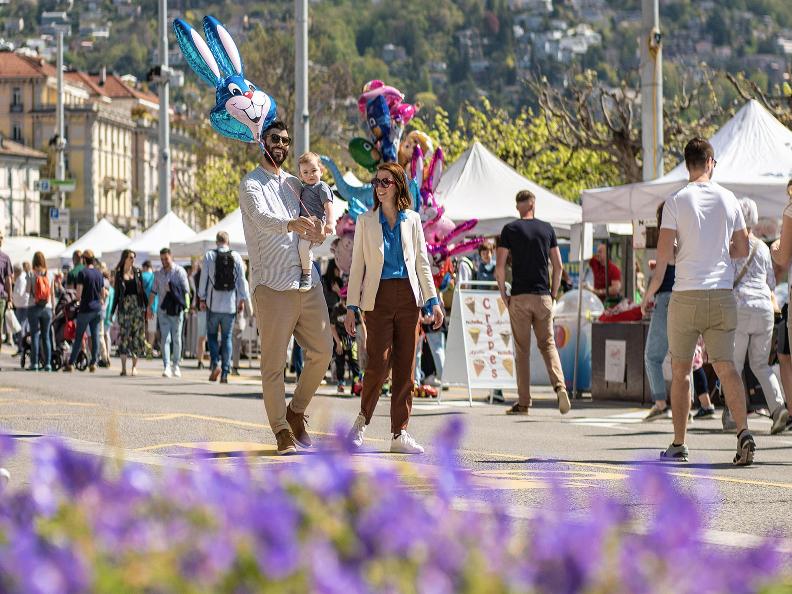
[344,162,444,454]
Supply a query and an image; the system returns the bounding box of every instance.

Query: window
[11,87,22,112]
[11,122,23,143]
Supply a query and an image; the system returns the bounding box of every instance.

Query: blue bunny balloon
[173,16,277,144]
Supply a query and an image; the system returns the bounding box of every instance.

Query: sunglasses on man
[370,177,395,189]
[268,133,292,146]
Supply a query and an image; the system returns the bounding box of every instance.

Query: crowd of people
[2,126,791,466]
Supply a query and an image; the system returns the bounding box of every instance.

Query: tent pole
[572,223,585,399]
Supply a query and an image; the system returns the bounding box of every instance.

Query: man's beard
[265,144,288,167]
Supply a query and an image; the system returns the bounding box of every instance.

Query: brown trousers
[359,279,420,434]
[509,293,565,406]
[253,284,333,435]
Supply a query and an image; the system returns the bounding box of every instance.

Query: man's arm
[772,216,792,269]
[608,278,622,298]
[496,246,510,304]
[240,179,316,237]
[234,254,249,307]
[549,246,562,300]
[730,228,750,259]
[198,255,210,303]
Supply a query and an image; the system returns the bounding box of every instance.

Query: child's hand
[323,223,334,236]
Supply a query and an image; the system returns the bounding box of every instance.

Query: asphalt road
[1,352,791,553]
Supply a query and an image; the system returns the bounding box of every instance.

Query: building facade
[0,135,47,237]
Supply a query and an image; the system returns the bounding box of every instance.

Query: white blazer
[346,209,437,312]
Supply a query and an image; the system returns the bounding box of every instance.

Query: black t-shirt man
[498,218,558,296]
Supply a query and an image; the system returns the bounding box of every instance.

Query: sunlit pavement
[1,351,791,549]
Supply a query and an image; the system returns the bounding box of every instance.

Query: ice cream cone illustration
[500,331,511,348]
[503,358,514,376]
[465,297,476,314]
[473,358,486,376]
[497,297,507,316]
[468,327,481,344]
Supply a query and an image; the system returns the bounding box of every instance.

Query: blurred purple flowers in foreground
[0,419,789,593]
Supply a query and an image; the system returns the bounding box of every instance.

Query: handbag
[733,239,760,288]
[4,308,21,335]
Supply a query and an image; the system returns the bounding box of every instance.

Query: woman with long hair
[28,251,54,371]
[112,249,147,376]
[345,162,444,454]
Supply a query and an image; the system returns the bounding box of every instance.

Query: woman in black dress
[112,249,148,376]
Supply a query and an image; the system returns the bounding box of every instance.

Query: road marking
[0,398,98,407]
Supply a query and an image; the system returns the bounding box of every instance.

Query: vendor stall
[103,211,196,265]
[59,218,129,264]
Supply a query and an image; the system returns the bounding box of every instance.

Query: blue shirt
[380,209,409,280]
[347,209,438,312]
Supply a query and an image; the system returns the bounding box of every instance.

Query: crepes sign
[449,289,517,389]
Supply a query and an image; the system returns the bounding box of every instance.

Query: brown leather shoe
[286,404,312,448]
[275,429,297,455]
[209,367,221,382]
[506,403,530,415]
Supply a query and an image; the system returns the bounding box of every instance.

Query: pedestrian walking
[643,137,754,464]
[331,297,361,393]
[140,260,157,352]
[112,249,148,376]
[147,248,189,378]
[231,274,252,375]
[191,261,208,369]
[0,230,12,356]
[64,250,105,373]
[345,162,443,455]
[770,178,792,433]
[65,250,84,289]
[28,251,55,371]
[730,197,788,434]
[496,190,571,416]
[239,120,333,455]
[198,231,249,384]
[98,266,113,367]
[11,263,32,354]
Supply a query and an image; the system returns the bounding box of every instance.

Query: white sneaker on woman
[390,431,424,454]
[347,413,367,449]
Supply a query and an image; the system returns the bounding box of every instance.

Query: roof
[0,137,47,160]
[0,50,57,78]
[92,73,159,104]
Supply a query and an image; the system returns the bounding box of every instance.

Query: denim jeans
[158,311,184,369]
[644,291,671,402]
[416,330,446,382]
[207,311,235,373]
[29,305,52,369]
[69,311,101,366]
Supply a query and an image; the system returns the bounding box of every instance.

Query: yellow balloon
[398,130,435,171]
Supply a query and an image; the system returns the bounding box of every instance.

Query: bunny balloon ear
[202,16,244,79]
[427,147,444,193]
[173,19,222,87]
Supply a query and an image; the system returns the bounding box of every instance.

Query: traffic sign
[35,179,51,192]
[38,179,76,193]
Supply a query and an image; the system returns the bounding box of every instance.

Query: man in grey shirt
[239,120,333,455]
[147,247,190,378]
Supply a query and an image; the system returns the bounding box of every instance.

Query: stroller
[20,289,84,371]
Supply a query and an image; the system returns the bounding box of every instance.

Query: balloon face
[349,138,381,171]
[423,214,456,245]
[334,234,355,274]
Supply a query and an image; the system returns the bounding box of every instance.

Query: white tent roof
[435,141,582,236]
[3,236,65,268]
[104,211,196,264]
[59,218,129,262]
[582,100,792,223]
[170,209,247,258]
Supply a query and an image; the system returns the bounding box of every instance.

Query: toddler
[297,152,334,292]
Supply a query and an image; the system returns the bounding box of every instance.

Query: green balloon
[349,138,381,172]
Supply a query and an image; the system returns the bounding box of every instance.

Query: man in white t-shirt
[643,137,754,465]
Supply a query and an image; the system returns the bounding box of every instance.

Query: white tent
[435,141,582,236]
[104,211,196,265]
[582,100,792,223]
[3,236,65,268]
[59,218,129,263]
[170,209,247,258]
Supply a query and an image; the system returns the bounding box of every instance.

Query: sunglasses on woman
[371,177,395,189]
[268,133,291,146]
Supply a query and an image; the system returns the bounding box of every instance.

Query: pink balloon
[423,215,456,245]
[334,233,354,274]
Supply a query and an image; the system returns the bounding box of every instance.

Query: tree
[191,155,254,221]
[414,98,619,200]
[726,72,792,129]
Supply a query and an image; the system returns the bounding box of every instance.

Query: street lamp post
[56,28,66,210]
[294,0,309,156]
[158,0,171,218]
[640,0,663,182]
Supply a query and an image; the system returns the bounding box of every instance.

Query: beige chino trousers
[253,284,333,435]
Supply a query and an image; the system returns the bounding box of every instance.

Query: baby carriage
[20,289,83,371]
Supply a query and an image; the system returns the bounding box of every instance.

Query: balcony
[10,103,23,113]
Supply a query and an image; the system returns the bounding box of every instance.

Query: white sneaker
[172,365,182,378]
[162,366,172,378]
[347,413,367,449]
[390,431,424,454]
[424,375,441,388]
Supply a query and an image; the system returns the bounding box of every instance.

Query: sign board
[35,179,51,192]
[632,220,647,249]
[52,179,76,192]
[49,207,70,241]
[604,339,626,383]
[445,286,517,403]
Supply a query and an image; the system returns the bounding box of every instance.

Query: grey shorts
[668,290,737,363]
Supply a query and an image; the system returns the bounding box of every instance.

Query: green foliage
[415,98,619,200]
[194,155,254,221]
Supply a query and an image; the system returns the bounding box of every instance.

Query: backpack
[213,250,236,292]
[34,272,50,306]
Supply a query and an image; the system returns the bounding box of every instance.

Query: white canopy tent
[582,100,792,223]
[103,211,196,265]
[170,209,247,258]
[59,218,130,264]
[3,236,65,268]
[435,141,582,236]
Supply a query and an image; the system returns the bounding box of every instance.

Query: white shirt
[198,246,249,314]
[12,272,32,308]
[239,166,320,292]
[661,181,745,292]
[732,237,774,311]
